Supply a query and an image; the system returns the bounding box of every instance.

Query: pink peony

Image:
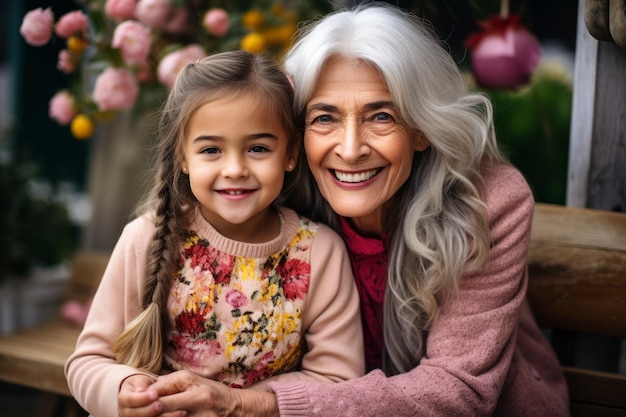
[202,9,230,37]
[57,49,76,74]
[112,20,151,66]
[135,0,171,29]
[105,0,136,21]
[49,90,77,125]
[466,15,541,90]
[163,7,188,34]
[92,67,139,110]
[157,44,205,89]
[20,7,54,46]
[55,10,89,39]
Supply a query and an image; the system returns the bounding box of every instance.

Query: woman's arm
[267,165,536,417]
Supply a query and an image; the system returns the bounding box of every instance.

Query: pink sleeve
[64,216,156,417]
[269,165,534,417]
[252,223,365,390]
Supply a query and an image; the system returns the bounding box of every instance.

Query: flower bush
[20,0,333,140]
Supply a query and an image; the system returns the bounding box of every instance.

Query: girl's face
[182,92,295,242]
[304,56,429,236]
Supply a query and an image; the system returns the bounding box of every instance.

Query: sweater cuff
[267,382,311,417]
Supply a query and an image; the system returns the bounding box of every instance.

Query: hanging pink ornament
[465,14,541,90]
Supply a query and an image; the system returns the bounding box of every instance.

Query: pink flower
[105,0,136,21]
[135,0,171,29]
[20,7,54,46]
[55,10,89,39]
[277,258,310,300]
[112,20,151,66]
[57,49,76,74]
[466,15,541,90]
[92,67,139,110]
[163,7,188,34]
[225,289,247,309]
[49,90,77,125]
[157,44,205,89]
[203,9,230,37]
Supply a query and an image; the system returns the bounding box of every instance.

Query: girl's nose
[335,118,369,162]
[221,155,248,178]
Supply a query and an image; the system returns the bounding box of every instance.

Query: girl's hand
[118,374,180,417]
[152,370,279,417]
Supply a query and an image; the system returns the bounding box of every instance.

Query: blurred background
[1,0,576,276]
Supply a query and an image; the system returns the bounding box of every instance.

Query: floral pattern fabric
[164,218,316,388]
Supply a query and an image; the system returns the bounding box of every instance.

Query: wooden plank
[528,204,626,338]
[564,366,626,409]
[531,203,626,252]
[0,321,82,396]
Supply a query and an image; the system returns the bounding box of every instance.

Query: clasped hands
[118,370,243,417]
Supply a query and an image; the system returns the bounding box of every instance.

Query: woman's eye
[373,112,392,122]
[312,114,333,124]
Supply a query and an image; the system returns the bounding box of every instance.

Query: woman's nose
[336,118,369,162]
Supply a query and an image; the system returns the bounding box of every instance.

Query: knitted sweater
[65,206,365,417]
[269,165,569,417]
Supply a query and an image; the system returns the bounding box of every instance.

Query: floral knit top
[164,210,317,387]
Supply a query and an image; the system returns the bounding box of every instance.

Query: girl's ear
[285,148,299,172]
[414,131,430,152]
[182,161,188,174]
[285,157,296,172]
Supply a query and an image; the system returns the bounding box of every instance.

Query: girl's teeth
[227,190,243,195]
[334,169,379,183]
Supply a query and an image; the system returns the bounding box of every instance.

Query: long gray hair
[284,3,508,375]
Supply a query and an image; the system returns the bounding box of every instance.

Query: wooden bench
[0,250,109,412]
[527,203,626,416]
[0,204,625,416]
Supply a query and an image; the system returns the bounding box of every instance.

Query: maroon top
[339,217,389,371]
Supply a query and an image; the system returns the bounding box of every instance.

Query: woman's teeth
[334,169,379,183]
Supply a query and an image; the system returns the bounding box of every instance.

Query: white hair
[285,3,509,375]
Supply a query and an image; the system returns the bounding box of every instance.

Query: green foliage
[0,147,78,282]
[483,65,573,204]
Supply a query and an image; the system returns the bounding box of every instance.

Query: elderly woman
[140,4,569,416]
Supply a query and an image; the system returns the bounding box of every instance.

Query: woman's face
[304,56,429,235]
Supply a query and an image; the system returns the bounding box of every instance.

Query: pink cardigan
[269,164,569,416]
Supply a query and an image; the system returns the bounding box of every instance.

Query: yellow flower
[240,32,267,54]
[242,10,264,30]
[70,114,94,140]
[67,35,88,54]
[262,24,297,46]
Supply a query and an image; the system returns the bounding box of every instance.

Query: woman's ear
[414,131,430,152]
[182,161,188,174]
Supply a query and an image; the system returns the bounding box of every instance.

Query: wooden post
[564,0,626,374]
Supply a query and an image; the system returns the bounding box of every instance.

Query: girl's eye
[250,145,269,153]
[201,147,220,154]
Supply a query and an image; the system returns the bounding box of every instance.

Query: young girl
[65,50,364,417]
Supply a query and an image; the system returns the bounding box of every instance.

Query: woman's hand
[151,370,279,417]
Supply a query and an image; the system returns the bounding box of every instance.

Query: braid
[112,154,186,373]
